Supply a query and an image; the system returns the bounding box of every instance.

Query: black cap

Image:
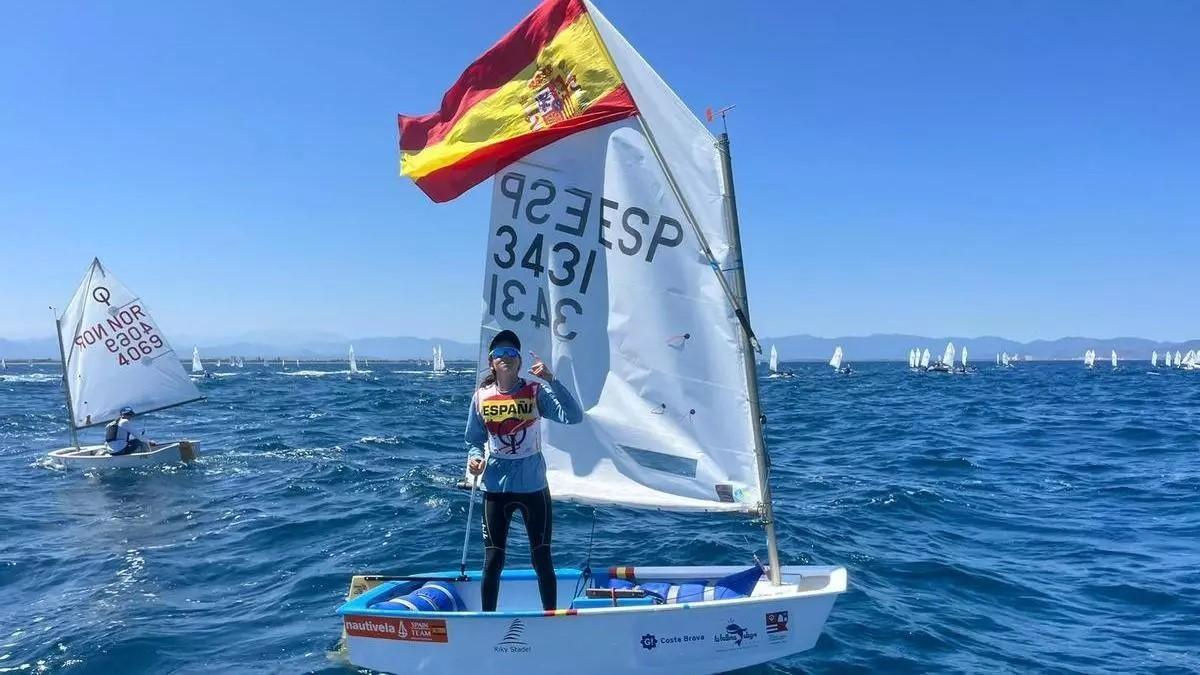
[489,330,520,352]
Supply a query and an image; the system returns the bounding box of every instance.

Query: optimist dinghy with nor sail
[337,3,845,673]
[46,258,203,468]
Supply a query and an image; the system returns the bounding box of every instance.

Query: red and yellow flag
[397,0,637,202]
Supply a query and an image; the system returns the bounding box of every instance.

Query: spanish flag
[398,0,637,203]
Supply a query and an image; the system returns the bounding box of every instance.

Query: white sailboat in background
[920,348,931,369]
[767,344,792,377]
[1183,351,1199,370]
[1151,351,1159,368]
[432,344,447,373]
[1111,350,1119,369]
[1001,351,1012,368]
[928,342,952,372]
[960,345,969,372]
[338,2,844,672]
[47,258,202,468]
[348,345,359,374]
[995,352,1000,367]
[908,349,917,369]
[829,346,849,374]
[1083,349,1095,368]
[1,358,6,370]
[191,347,207,377]
[1165,351,1173,367]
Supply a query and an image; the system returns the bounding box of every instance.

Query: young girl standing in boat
[464,330,583,611]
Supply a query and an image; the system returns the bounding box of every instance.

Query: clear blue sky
[2,1,1196,343]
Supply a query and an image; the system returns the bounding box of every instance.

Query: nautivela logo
[495,618,531,654]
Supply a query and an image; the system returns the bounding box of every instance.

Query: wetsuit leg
[519,487,556,611]
[481,489,556,611]
[481,491,514,612]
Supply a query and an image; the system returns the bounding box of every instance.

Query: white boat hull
[46,441,199,468]
[340,565,845,674]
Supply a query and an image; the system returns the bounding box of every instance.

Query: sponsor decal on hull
[344,615,448,643]
[495,618,533,654]
[713,620,759,652]
[766,610,791,644]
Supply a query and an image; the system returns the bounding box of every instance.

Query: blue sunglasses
[489,346,520,359]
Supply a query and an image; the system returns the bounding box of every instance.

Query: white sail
[280,357,285,367]
[191,347,203,373]
[769,345,779,374]
[920,348,931,368]
[1,358,6,369]
[433,345,447,372]
[57,258,202,428]
[348,345,358,373]
[941,342,955,367]
[961,345,968,368]
[471,10,762,512]
[996,353,1000,365]
[1111,350,1118,368]
[1165,351,1173,367]
[1002,351,1010,366]
[908,349,916,368]
[829,346,843,370]
[1151,351,1158,368]
[1176,350,1183,366]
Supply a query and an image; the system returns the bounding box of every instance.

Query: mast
[54,316,80,448]
[716,129,783,585]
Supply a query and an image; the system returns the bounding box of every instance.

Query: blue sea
[1,361,1197,673]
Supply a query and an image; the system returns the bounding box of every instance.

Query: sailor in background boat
[105,407,157,456]
[464,330,583,612]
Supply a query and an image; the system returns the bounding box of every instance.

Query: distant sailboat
[1083,349,1095,368]
[908,349,917,369]
[216,359,222,367]
[1110,350,1118,369]
[920,348,931,369]
[1001,351,1012,368]
[280,357,286,369]
[192,347,205,375]
[1151,351,1159,368]
[432,345,447,373]
[928,342,952,372]
[1176,350,1183,367]
[296,359,300,367]
[828,346,843,370]
[1165,351,1173,367]
[769,345,779,374]
[995,353,1000,366]
[1,358,6,370]
[960,345,969,371]
[348,345,359,374]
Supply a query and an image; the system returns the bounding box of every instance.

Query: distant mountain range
[2,333,1196,362]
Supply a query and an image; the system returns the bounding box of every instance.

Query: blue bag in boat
[610,566,763,605]
[375,581,464,612]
